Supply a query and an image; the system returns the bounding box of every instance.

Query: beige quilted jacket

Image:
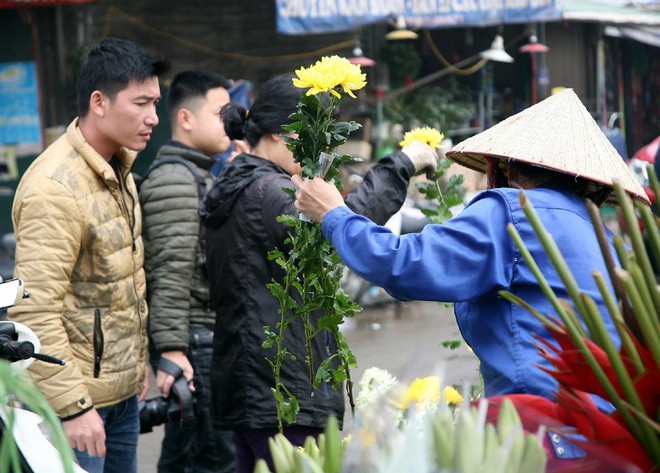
[10,119,148,419]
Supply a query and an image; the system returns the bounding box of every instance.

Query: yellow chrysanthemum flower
[293,55,366,99]
[358,427,377,447]
[399,127,445,149]
[397,376,440,410]
[443,386,463,406]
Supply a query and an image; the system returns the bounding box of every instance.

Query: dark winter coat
[204,151,415,430]
[139,141,215,352]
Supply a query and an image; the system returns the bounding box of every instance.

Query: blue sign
[276,0,563,35]
[0,62,42,148]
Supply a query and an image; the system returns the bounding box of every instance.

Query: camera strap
[157,357,184,380]
[171,376,196,430]
[157,358,195,430]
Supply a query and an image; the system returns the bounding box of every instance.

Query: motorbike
[0,277,86,473]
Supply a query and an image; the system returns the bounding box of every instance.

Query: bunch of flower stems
[500,167,660,468]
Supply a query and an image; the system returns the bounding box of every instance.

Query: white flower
[356,367,398,411]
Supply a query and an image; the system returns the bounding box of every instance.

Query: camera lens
[138,376,196,434]
[138,396,171,434]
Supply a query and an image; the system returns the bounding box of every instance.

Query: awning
[562,0,660,26]
[275,0,562,35]
[605,25,660,47]
[0,0,94,8]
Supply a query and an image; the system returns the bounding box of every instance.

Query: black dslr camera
[138,358,196,434]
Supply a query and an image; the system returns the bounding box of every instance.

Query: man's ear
[178,108,194,132]
[89,91,107,117]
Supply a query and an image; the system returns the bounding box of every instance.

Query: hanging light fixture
[519,31,549,53]
[349,41,376,67]
[480,34,514,63]
[519,30,549,104]
[385,15,418,40]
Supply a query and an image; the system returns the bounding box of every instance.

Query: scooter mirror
[0,278,25,310]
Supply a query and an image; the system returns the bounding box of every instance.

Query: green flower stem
[580,293,660,460]
[629,264,658,324]
[580,293,645,410]
[638,204,660,274]
[274,287,292,433]
[613,235,631,271]
[591,270,645,375]
[498,290,560,331]
[0,362,75,473]
[0,402,21,473]
[509,197,647,446]
[586,200,635,323]
[617,268,660,368]
[648,164,659,199]
[613,182,660,314]
[506,223,586,338]
[300,272,315,392]
[336,332,356,417]
[518,193,597,339]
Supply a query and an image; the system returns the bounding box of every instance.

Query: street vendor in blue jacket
[291,89,650,423]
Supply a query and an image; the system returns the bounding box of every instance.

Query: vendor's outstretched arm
[291,177,513,302]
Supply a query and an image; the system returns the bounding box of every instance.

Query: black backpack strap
[138,157,208,218]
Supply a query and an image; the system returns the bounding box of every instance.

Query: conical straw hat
[445,89,650,205]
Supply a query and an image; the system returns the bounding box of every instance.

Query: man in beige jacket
[10,38,168,473]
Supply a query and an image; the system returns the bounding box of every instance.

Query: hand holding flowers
[400,126,444,178]
[291,174,345,223]
[266,56,367,432]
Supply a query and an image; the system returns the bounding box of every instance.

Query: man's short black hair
[167,70,232,125]
[76,37,170,117]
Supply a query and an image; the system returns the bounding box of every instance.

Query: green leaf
[441,339,462,350]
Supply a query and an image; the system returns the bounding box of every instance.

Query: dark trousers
[233,426,323,473]
[152,324,235,473]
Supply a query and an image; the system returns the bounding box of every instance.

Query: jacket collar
[155,140,215,171]
[67,118,138,183]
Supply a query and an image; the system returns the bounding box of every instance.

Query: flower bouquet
[497,174,660,471]
[255,368,547,473]
[264,56,369,431]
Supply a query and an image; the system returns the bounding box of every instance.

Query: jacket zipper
[110,161,145,349]
[93,309,104,378]
[116,168,136,252]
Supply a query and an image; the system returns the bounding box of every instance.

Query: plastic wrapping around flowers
[255,368,547,473]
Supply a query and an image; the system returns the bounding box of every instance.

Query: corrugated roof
[563,0,660,25]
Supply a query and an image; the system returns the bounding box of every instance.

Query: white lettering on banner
[369,0,405,15]
[338,0,370,15]
[435,0,452,13]
[319,0,338,15]
[478,0,505,10]
[505,0,528,8]
[279,0,310,17]
[452,0,479,12]
[410,0,437,14]
[278,0,348,18]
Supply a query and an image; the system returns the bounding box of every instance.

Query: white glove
[402,140,439,177]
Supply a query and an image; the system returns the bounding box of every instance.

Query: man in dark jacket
[139,70,235,473]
